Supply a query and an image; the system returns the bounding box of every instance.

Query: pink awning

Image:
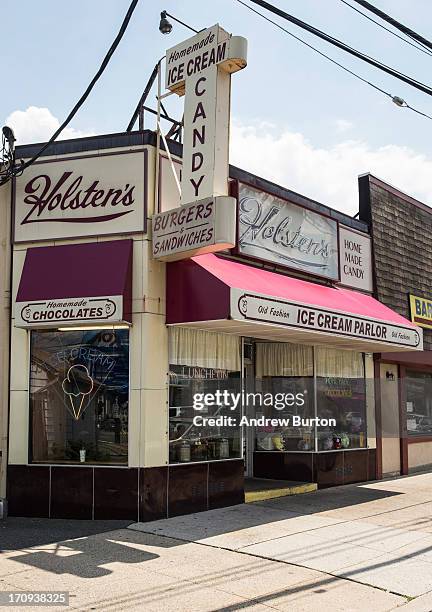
[167,254,422,352]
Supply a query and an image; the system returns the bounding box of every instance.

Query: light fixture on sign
[62,364,94,421]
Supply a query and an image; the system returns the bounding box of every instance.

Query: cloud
[335,119,353,133]
[230,121,432,215]
[4,106,94,144]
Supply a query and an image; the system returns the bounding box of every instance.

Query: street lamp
[159,10,199,35]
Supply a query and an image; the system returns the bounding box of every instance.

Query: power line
[236,0,432,121]
[237,0,391,98]
[339,0,432,57]
[351,0,432,53]
[1,0,140,186]
[244,0,432,97]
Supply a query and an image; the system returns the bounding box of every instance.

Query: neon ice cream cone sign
[62,364,94,420]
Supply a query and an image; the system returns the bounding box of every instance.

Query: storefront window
[30,328,129,464]
[406,370,432,436]
[316,347,367,450]
[169,328,241,463]
[255,343,315,451]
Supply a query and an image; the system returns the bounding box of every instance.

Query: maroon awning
[15,240,132,328]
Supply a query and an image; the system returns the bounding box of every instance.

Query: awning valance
[15,239,132,328]
[167,254,422,353]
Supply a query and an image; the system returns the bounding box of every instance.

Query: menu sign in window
[237,184,339,280]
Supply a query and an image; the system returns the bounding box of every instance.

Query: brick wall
[359,174,432,351]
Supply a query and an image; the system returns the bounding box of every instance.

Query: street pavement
[0,473,431,610]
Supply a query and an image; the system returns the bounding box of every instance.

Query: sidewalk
[0,473,431,610]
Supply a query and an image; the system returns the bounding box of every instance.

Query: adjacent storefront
[359,173,432,477]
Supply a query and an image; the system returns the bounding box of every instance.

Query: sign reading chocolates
[238,184,339,280]
[15,296,123,328]
[231,290,423,349]
[14,151,147,242]
[152,196,236,261]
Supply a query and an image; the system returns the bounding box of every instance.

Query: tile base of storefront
[6,460,245,521]
[253,449,376,489]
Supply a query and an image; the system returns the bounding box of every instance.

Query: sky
[2,0,432,215]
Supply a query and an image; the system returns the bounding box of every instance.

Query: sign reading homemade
[15,296,123,328]
[237,184,339,280]
[152,196,236,261]
[14,151,147,242]
[409,294,432,329]
[232,290,422,349]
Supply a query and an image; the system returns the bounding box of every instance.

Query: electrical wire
[351,0,432,53]
[237,0,432,121]
[244,0,432,96]
[0,0,140,186]
[237,0,391,98]
[339,0,432,57]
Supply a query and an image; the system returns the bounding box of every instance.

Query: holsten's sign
[339,226,373,292]
[14,151,146,242]
[238,184,339,280]
[152,196,236,261]
[231,290,422,349]
[15,296,123,328]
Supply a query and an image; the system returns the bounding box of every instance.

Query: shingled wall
[359,174,432,351]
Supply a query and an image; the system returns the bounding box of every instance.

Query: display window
[254,343,366,452]
[168,327,242,463]
[30,328,129,464]
[406,370,432,436]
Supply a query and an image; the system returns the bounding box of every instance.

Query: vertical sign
[153,24,247,261]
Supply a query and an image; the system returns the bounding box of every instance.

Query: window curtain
[315,347,364,378]
[168,327,240,371]
[256,342,313,377]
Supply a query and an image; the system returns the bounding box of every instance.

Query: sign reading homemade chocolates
[15,296,123,328]
[14,151,147,242]
[237,184,339,280]
[152,196,236,261]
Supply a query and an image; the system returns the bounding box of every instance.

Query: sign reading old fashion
[238,184,339,280]
[409,294,432,329]
[152,196,236,261]
[14,151,147,242]
[339,226,373,292]
[15,296,123,328]
[232,290,422,349]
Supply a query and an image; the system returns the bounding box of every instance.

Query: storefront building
[359,173,432,477]
[0,179,12,501]
[4,130,423,521]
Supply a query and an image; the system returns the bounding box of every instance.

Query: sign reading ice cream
[14,151,147,242]
[152,24,247,261]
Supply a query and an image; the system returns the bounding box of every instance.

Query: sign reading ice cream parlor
[237,184,339,280]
